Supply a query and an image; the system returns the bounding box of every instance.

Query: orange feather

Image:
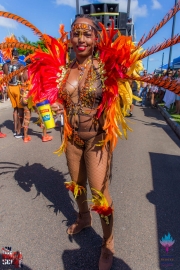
[0,66,27,85]
[128,75,180,95]
[0,42,39,52]
[0,11,43,39]
[137,35,180,60]
[133,0,180,52]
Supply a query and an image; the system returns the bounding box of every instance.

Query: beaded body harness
[57,58,106,146]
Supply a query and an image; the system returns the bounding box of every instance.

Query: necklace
[76,59,92,81]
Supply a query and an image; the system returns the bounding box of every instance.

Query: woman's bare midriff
[67,107,105,140]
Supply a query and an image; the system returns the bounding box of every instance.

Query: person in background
[0,68,7,138]
[20,54,32,143]
[139,70,148,107]
[163,70,176,110]
[2,48,24,138]
[21,65,53,143]
[149,84,158,108]
[34,109,53,142]
[172,69,176,77]
[155,70,166,105]
[129,80,138,116]
[172,69,180,114]
[0,70,7,103]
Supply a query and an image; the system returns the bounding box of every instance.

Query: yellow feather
[91,188,109,207]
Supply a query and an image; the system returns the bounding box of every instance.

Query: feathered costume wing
[0,3,180,154]
[28,34,67,104]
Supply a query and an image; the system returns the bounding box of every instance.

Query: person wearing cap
[163,70,176,109]
[172,69,180,114]
[3,48,24,138]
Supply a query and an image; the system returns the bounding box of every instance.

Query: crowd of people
[128,68,180,116]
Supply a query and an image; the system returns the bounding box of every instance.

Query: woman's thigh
[84,133,112,204]
[65,140,87,186]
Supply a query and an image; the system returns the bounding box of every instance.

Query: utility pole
[161,52,164,71]
[126,0,134,40]
[127,0,131,19]
[168,0,177,69]
[76,0,79,15]
[147,56,149,72]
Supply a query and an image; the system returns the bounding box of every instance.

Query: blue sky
[0,0,179,73]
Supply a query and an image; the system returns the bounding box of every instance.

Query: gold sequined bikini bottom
[68,129,105,148]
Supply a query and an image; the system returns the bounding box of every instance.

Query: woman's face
[71,18,97,58]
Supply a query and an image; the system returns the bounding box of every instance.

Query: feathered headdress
[1,34,18,60]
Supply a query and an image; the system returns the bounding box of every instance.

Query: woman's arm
[2,63,8,76]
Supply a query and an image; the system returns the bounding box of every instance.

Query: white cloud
[130,0,148,19]
[151,0,161,10]
[55,0,76,8]
[149,58,158,62]
[0,4,5,9]
[55,0,91,7]
[0,5,17,29]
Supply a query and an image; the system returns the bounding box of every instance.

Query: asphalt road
[0,103,180,270]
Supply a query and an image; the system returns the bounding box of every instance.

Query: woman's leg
[84,134,114,270]
[42,127,53,142]
[23,106,31,142]
[151,92,155,107]
[17,108,24,135]
[13,107,18,135]
[65,140,91,234]
[85,134,113,236]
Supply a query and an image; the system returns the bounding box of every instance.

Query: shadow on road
[0,162,76,226]
[14,162,77,225]
[1,119,14,134]
[62,227,132,270]
[0,162,132,269]
[147,152,180,269]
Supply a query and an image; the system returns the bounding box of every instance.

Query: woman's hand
[51,102,64,114]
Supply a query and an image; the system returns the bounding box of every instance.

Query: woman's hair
[12,48,19,57]
[71,14,99,32]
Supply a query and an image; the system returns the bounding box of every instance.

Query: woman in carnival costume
[0,56,6,138]
[0,3,180,269]
[20,54,53,143]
